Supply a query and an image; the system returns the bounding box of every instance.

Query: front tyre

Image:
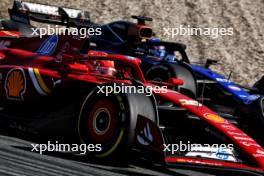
[238,96,264,147]
[254,76,264,94]
[78,86,156,159]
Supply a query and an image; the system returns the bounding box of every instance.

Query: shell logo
[5,68,26,100]
[204,113,226,123]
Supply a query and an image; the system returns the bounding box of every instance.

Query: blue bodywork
[148,39,260,105]
[191,65,260,105]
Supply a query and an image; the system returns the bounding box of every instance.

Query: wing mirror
[168,78,184,86]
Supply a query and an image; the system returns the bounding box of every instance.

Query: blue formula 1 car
[85,16,264,146]
[140,37,264,138]
[187,59,264,146]
[128,36,264,146]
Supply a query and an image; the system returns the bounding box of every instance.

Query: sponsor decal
[227,131,247,136]
[137,122,153,146]
[179,99,202,107]
[221,125,236,130]
[228,85,241,91]
[5,68,26,100]
[246,94,260,101]
[240,141,260,147]
[216,78,230,83]
[204,113,226,123]
[216,148,229,160]
[233,136,254,141]
[37,35,58,56]
[28,68,52,96]
[256,149,264,154]
[254,149,264,158]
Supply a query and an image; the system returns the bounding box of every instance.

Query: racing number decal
[4,68,26,100]
[204,113,226,123]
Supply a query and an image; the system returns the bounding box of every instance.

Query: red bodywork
[0,31,21,38]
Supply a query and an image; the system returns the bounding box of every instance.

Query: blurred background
[0,0,263,85]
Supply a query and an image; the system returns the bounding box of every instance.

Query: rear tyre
[254,76,264,94]
[146,63,197,98]
[78,85,156,159]
[242,97,264,146]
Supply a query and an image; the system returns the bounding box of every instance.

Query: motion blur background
[0,0,263,85]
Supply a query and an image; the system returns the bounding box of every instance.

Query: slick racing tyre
[146,63,197,98]
[254,75,264,94]
[78,84,157,159]
[245,96,264,146]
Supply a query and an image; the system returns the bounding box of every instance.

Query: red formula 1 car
[0,32,263,175]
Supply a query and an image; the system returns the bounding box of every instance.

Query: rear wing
[8,1,93,27]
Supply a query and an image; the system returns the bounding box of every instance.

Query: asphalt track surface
[0,128,224,176]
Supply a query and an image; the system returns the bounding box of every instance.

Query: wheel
[78,85,157,159]
[242,97,264,146]
[254,75,264,94]
[146,63,197,98]
[236,96,264,147]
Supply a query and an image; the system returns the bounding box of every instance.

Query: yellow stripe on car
[33,68,52,94]
[28,68,47,96]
